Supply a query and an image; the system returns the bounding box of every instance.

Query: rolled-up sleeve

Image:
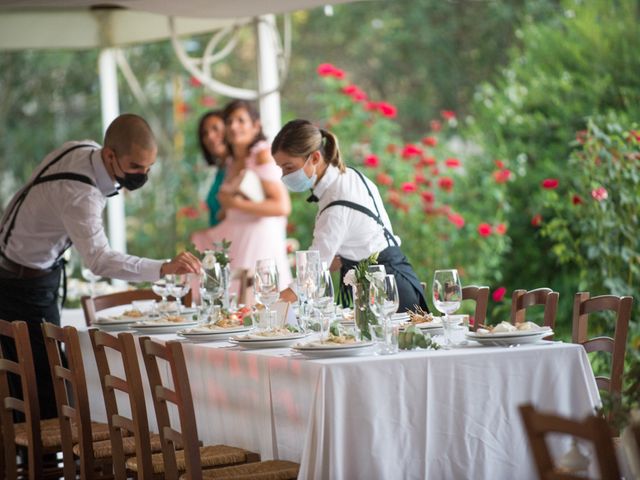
[310,206,350,266]
[61,186,163,282]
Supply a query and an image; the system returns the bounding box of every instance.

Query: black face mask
[115,157,149,191]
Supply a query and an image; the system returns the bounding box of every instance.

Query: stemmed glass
[295,250,320,330]
[432,269,462,348]
[254,258,280,330]
[313,267,335,341]
[369,274,400,354]
[168,274,191,315]
[81,266,102,297]
[152,279,170,313]
[200,263,223,323]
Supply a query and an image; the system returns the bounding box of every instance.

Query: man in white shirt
[0,113,200,419]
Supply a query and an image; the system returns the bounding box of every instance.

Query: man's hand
[279,287,298,303]
[160,252,201,276]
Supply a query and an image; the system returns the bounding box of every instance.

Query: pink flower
[541,178,559,190]
[401,182,417,193]
[531,214,543,227]
[495,223,507,235]
[363,154,380,168]
[445,158,461,168]
[421,136,438,147]
[492,287,507,302]
[316,63,345,78]
[376,102,397,118]
[494,159,505,169]
[438,176,453,191]
[200,96,217,108]
[430,120,442,132]
[189,76,202,87]
[441,110,456,120]
[342,84,367,102]
[376,172,393,186]
[477,223,492,237]
[447,212,465,229]
[591,187,608,201]
[421,191,435,203]
[431,167,440,176]
[402,144,423,159]
[493,169,512,184]
[414,172,427,184]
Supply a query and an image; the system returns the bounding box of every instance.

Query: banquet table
[62,308,600,480]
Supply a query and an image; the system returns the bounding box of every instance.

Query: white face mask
[281,157,316,192]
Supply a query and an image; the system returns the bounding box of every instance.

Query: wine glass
[313,267,335,341]
[254,259,279,330]
[369,274,400,354]
[432,269,462,348]
[168,274,191,314]
[295,250,320,330]
[152,279,170,313]
[200,263,223,323]
[81,266,102,297]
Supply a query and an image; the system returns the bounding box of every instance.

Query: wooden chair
[231,268,251,306]
[89,329,166,479]
[82,288,193,326]
[572,292,633,398]
[519,404,620,479]
[42,323,114,480]
[510,288,559,331]
[139,336,300,480]
[420,282,489,331]
[0,319,61,480]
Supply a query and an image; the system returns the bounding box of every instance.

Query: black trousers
[0,265,62,420]
[339,246,429,313]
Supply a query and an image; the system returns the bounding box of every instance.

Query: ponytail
[272,119,345,172]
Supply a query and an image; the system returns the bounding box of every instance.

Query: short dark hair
[198,110,224,166]
[104,113,156,154]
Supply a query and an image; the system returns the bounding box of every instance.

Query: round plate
[131,320,199,334]
[178,326,251,341]
[465,329,553,346]
[292,341,375,358]
[229,333,308,349]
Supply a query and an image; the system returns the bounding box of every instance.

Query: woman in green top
[197,110,227,226]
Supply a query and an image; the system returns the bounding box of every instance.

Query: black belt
[0,253,59,279]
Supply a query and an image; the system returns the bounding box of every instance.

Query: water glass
[254,258,279,329]
[169,274,191,313]
[432,269,462,348]
[313,267,335,341]
[369,274,400,354]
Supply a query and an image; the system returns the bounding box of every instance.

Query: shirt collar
[91,149,118,196]
[312,164,340,200]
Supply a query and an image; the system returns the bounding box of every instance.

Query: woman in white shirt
[273,119,427,312]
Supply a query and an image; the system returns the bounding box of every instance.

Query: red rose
[421,191,435,203]
[591,187,608,201]
[431,167,440,177]
[342,85,358,95]
[430,120,442,132]
[415,172,427,184]
[445,158,461,168]
[493,169,512,184]
[441,110,456,120]
[492,287,507,302]
[438,176,453,191]
[421,156,436,167]
[376,172,393,186]
[177,206,199,219]
[365,101,378,111]
[531,214,543,227]
[495,223,507,235]
[447,212,465,229]
[363,154,380,168]
[189,76,202,87]
[541,178,559,190]
[401,144,423,159]
[200,96,217,108]
[421,136,437,147]
[477,223,492,237]
[376,102,397,118]
[572,194,583,205]
[630,130,640,142]
[316,63,344,78]
[401,182,417,193]
[494,159,505,169]
[342,84,366,101]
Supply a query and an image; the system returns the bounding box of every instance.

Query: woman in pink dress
[191,100,292,290]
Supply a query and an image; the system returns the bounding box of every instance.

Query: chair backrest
[572,292,633,397]
[41,323,96,480]
[89,329,154,480]
[82,289,193,326]
[139,336,202,480]
[519,404,620,479]
[461,286,489,331]
[510,288,559,330]
[231,268,251,306]
[0,320,42,480]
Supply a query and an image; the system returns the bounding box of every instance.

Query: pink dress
[191,141,292,290]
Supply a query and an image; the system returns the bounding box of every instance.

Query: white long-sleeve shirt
[309,165,401,265]
[0,141,164,281]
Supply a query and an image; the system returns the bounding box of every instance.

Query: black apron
[321,168,428,313]
[0,144,97,419]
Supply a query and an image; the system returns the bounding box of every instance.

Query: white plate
[400,320,443,331]
[131,320,199,334]
[292,341,375,358]
[465,329,553,346]
[470,326,552,338]
[178,326,251,341]
[229,332,308,349]
[95,314,143,325]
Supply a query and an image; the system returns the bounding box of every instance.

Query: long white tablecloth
[62,309,600,479]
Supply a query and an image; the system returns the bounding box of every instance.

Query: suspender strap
[32,172,96,188]
[320,200,399,247]
[349,167,386,222]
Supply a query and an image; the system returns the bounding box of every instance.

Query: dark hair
[198,110,224,166]
[271,119,344,172]
[222,100,266,155]
[104,113,156,155]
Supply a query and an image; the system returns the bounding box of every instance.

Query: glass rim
[433,269,459,274]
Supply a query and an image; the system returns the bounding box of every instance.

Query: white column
[255,15,281,141]
[99,48,126,286]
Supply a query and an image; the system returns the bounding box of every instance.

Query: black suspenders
[319,167,398,247]
[0,144,97,265]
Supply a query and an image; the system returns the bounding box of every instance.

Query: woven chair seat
[73,432,165,459]
[127,444,249,474]
[190,460,299,480]
[14,419,111,448]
